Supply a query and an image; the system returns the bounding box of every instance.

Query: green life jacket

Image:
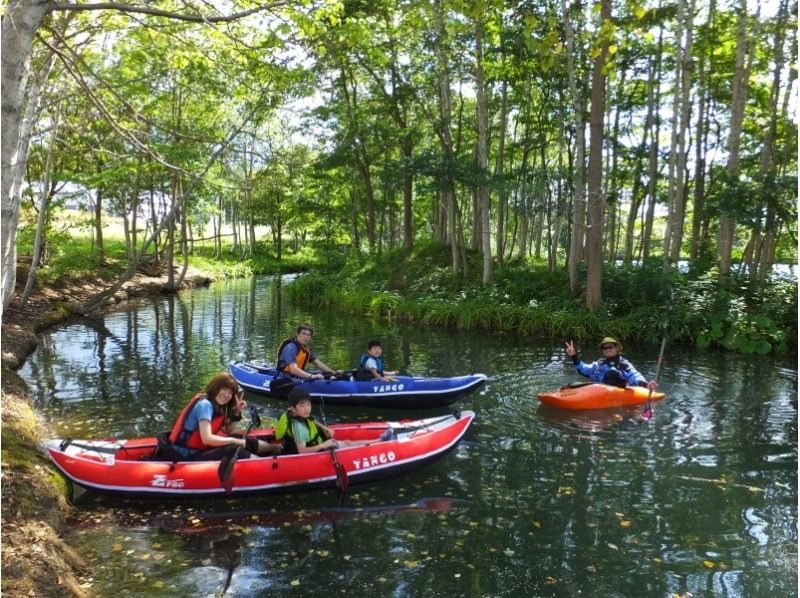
[275,411,324,454]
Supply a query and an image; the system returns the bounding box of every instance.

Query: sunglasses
[602,344,617,350]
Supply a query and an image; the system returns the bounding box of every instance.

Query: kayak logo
[351,451,396,470]
[150,474,185,488]
[372,384,405,393]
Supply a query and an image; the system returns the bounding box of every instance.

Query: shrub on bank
[287,244,796,354]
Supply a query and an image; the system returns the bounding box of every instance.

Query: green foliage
[284,243,796,354]
[674,270,795,354]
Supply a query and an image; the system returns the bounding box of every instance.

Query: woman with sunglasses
[168,372,279,460]
[564,337,657,390]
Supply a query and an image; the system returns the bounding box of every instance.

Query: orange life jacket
[169,394,226,451]
[276,338,311,373]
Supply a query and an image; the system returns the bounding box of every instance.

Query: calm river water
[20,276,797,597]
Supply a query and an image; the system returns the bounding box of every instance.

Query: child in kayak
[354,339,398,382]
[275,388,394,454]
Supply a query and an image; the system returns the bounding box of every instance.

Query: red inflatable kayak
[46,411,473,498]
[537,383,665,410]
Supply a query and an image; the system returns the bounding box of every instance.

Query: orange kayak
[537,383,665,410]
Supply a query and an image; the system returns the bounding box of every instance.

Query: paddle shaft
[246,404,457,437]
[643,326,668,419]
[219,423,254,492]
[57,440,146,454]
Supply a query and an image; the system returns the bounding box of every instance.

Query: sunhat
[599,337,622,350]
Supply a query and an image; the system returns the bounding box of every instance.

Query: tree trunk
[474,17,492,284]
[562,0,587,296]
[20,104,61,306]
[433,0,459,274]
[666,0,695,265]
[752,0,789,282]
[689,0,714,261]
[585,0,611,311]
[1,0,52,309]
[494,80,508,264]
[642,25,664,261]
[719,0,753,278]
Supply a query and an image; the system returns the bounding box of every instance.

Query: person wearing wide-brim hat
[564,337,657,390]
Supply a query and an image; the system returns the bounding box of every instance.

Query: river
[20,275,797,597]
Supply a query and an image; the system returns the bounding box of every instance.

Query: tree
[1,0,288,311]
[584,0,612,310]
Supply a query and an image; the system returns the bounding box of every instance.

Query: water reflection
[21,275,798,597]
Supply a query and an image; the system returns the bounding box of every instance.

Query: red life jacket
[169,394,226,451]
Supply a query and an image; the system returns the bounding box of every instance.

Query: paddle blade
[329,447,349,505]
[249,405,262,428]
[218,449,240,494]
[333,460,349,493]
[640,404,653,421]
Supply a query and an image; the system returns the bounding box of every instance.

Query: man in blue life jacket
[355,339,397,382]
[565,337,657,390]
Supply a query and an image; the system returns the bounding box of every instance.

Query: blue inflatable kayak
[229,360,487,409]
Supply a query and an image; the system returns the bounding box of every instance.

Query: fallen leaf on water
[607,543,619,550]
[533,521,541,528]
[404,560,419,568]
[152,581,164,589]
[586,565,597,572]
[619,520,631,528]
[544,576,558,584]
[503,549,515,557]
[703,560,716,568]
[290,579,300,586]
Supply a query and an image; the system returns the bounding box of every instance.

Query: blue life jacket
[356,353,384,380]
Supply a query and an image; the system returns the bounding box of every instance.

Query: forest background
[2,0,797,354]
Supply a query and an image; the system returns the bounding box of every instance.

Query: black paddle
[218,422,253,494]
[217,401,264,491]
[318,395,349,504]
[329,445,349,505]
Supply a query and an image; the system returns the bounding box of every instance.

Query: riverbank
[286,243,797,354]
[1,267,212,597]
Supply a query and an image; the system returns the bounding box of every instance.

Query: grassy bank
[286,242,796,354]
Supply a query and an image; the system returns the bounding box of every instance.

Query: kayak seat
[146,431,185,462]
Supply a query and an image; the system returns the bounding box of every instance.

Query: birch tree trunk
[562,0,587,296]
[667,0,695,265]
[642,25,664,261]
[1,0,52,310]
[20,104,61,306]
[719,0,752,278]
[474,17,492,284]
[494,80,508,264]
[689,0,714,261]
[585,0,611,310]
[752,0,788,282]
[433,0,459,274]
